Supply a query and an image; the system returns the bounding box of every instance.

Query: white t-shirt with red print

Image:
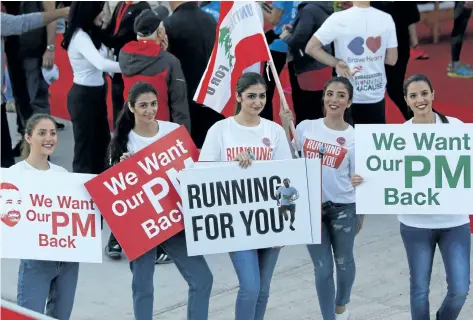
[295,118,355,204]
[199,117,292,162]
[314,6,397,104]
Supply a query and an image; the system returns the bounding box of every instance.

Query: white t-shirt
[295,118,355,204]
[314,6,397,104]
[9,160,68,173]
[127,120,180,153]
[199,117,292,162]
[398,114,470,229]
[67,29,121,86]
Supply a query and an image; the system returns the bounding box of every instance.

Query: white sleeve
[313,14,338,46]
[74,30,121,73]
[272,126,293,160]
[386,16,398,48]
[199,123,223,161]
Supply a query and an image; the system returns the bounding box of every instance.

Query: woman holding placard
[282,77,361,320]
[199,72,293,320]
[108,82,213,320]
[10,114,78,319]
[397,74,470,320]
[351,74,471,320]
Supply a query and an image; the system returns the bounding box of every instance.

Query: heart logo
[366,36,381,53]
[1,211,21,227]
[347,37,364,56]
[262,137,271,147]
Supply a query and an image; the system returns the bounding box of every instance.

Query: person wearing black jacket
[371,1,420,120]
[164,1,218,149]
[281,1,334,124]
[101,1,150,128]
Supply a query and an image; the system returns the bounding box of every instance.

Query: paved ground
[1,113,472,319]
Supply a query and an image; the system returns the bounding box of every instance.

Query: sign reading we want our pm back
[356,124,473,215]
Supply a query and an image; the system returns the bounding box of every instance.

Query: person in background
[280,1,333,125]
[107,7,190,264]
[259,1,299,121]
[109,81,213,320]
[101,0,151,127]
[199,72,293,320]
[1,5,69,168]
[199,1,220,21]
[12,114,78,319]
[164,1,218,149]
[447,1,473,78]
[305,1,398,126]
[372,1,420,120]
[62,1,121,174]
[282,77,362,320]
[352,74,471,320]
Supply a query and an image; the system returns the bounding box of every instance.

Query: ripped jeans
[307,202,359,320]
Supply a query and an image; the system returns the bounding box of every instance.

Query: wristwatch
[47,44,56,52]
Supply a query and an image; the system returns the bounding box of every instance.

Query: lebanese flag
[194,1,271,117]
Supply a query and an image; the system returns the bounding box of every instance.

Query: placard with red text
[0,170,101,263]
[85,126,199,261]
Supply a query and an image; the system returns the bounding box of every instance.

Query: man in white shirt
[305,1,398,126]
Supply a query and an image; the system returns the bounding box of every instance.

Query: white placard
[1,169,102,263]
[179,158,322,256]
[355,124,473,215]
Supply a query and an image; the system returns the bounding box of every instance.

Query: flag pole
[267,59,301,153]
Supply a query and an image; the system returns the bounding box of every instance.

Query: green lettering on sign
[404,156,430,188]
[435,155,471,188]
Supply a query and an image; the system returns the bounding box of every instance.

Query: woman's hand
[356,215,365,236]
[335,60,352,78]
[280,108,294,126]
[351,174,364,187]
[234,151,252,168]
[120,152,133,162]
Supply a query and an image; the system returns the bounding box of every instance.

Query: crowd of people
[1,1,472,320]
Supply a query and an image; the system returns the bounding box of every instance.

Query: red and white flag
[194,1,271,117]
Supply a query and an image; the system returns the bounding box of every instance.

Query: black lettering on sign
[192,215,203,241]
[189,176,283,209]
[205,214,219,240]
[240,210,253,236]
[240,208,285,236]
[193,213,235,241]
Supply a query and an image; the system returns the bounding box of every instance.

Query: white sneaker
[335,310,351,320]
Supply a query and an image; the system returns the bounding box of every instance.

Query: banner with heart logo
[0,170,102,263]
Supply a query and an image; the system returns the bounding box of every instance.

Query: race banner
[355,124,473,215]
[179,158,322,256]
[0,170,101,263]
[85,126,199,261]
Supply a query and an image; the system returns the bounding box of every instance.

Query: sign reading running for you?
[179,158,322,256]
[355,124,473,215]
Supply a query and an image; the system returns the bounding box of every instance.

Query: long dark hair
[108,82,159,166]
[235,72,267,115]
[403,74,449,123]
[21,114,57,159]
[62,1,105,50]
[322,76,353,124]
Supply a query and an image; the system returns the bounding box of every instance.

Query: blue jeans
[307,202,359,320]
[130,231,213,320]
[400,223,471,320]
[4,67,14,102]
[229,248,281,320]
[17,260,79,320]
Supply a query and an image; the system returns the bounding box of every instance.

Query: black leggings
[451,2,472,62]
[348,99,386,126]
[67,83,110,174]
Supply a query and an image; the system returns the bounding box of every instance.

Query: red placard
[85,126,199,261]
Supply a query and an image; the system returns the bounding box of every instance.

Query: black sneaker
[155,252,173,264]
[55,121,65,130]
[105,244,122,260]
